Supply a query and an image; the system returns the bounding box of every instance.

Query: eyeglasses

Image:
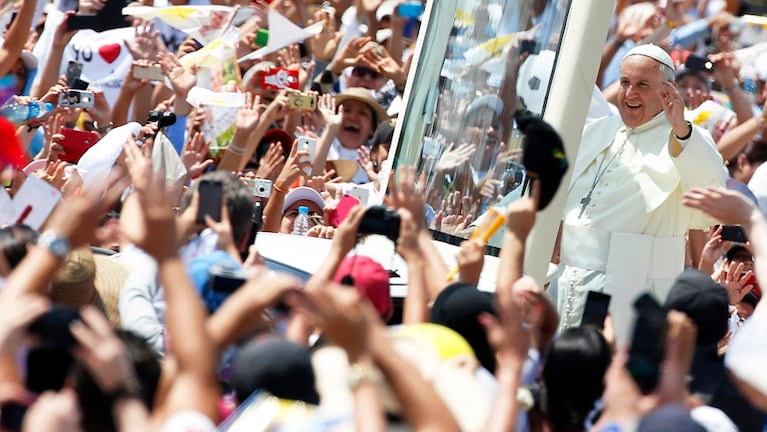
[352,67,381,79]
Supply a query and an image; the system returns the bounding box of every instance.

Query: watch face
[49,238,69,257]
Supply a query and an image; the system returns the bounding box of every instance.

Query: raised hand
[70,305,137,393]
[389,166,425,228]
[125,20,162,61]
[121,140,178,261]
[254,143,286,181]
[235,92,265,134]
[274,140,312,191]
[182,131,214,179]
[435,142,476,172]
[316,92,341,127]
[157,51,196,101]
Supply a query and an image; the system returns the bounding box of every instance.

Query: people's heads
[370,119,395,172]
[188,250,246,313]
[180,171,254,246]
[333,255,392,321]
[429,282,496,373]
[4,51,36,95]
[231,337,320,405]
[727,140,767,183]
[675,69,710,109]
[279,186,325,234]
[727,244,754,273]
[618,44,675,128]
[618,2,661,43]
[334,88,387,150]
[244,128,291,175]
[737,292,759,321]
[464,95,503,170]
[72,330,161,432]
[542,327,612,432]
[346,64,387,91]
[664,268,730,346]
[0,224,38,272]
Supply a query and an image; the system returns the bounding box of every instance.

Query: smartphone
[58,90,94,109]
[71,78,90,91]
[67,14,100,30]
[245,178,272,199]
[717,225,748,243]
[196,180,223,224]
[397,1,424,18]
[66,61,83,87]
[298,136,318,163]
[581,291,611,329]
[59,128,100,163]
[685,55,714,73]
[347,185,370,207]
[626,294,666,394]
[28,307,81,350]
[207,264,247,294]
[330,194,360,227]
[133,64,165,81]
[287,92,318,111]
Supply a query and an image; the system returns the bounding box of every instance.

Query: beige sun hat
[334,87,389,127]
[50,248,130,327]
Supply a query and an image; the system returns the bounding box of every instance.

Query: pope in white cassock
[549,44,725,340]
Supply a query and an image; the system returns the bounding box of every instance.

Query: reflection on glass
[395,0,570,250]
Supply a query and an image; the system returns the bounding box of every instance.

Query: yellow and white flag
[122,5,235,45]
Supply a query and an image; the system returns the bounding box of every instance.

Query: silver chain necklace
[578,130,632,218]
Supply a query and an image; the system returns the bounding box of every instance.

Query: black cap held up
[515,109,568,210]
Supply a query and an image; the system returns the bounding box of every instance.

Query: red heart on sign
[98,43,121,64]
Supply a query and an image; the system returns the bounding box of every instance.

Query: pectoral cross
[578,191,592,218]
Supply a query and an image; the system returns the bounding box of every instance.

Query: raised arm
[120,138,219,423]
[0,0,37,77]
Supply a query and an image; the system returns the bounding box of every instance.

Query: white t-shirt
[328,139,368,184]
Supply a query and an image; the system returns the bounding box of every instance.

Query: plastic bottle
[743,77,757,105]
[1,101,53,125]
[292,206,310,236]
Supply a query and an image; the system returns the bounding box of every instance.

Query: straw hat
[325,160,359,182]
[334,87,389,127]
[50,248,130,327]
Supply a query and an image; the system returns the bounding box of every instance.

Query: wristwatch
[37,230,71,259]
[347,363,383,390]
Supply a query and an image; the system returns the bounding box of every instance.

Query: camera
[207,262,247,294]
[58,90,94,109]
[357,205,400,242]
[147,110,177,128]
[245,178,272,199]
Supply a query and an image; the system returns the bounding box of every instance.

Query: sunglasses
[352,67,381,79]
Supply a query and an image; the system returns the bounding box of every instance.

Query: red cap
[333,255,392,319]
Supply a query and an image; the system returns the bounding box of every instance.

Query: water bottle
[292,206,310,236]
[1,101,53,125]
[743,77,757,105]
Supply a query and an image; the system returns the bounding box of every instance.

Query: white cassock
[549,112,724,342]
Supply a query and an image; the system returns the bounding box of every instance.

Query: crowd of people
[1,0,767,431]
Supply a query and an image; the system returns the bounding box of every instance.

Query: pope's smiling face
[617,55,667,128]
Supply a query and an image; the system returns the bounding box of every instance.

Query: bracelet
[722,78,740,93]
[227,145,246,155]
[347,363,382,390]
[674,121,693,140]
[273,183,286,193]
